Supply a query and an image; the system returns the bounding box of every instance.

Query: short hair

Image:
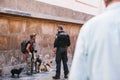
[30,33,36,39]
[104,0,112,2]
[57,26,63,30]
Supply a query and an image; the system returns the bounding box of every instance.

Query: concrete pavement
[0,63,71,80]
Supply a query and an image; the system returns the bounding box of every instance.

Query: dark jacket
[54,31,71,48]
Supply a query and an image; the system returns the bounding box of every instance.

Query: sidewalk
[0,63,71,80]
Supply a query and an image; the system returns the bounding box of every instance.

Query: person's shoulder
[83,11,113,28]
[27,40,33,44]
[62,32,69,37]
[59,31,67,35]
[79,13,108,35]
[85,14,104,25]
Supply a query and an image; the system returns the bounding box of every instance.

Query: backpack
[21,40,28,54]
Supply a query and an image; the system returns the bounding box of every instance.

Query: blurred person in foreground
[69,0,120,80]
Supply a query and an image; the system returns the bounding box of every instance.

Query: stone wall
[0,14,82,74]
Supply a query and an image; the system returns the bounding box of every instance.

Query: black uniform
[54,31,71,77]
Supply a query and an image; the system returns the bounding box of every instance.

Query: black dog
[11,68,23,78]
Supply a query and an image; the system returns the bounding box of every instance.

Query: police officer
[53,26,71,79]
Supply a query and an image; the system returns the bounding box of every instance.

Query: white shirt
[69,2,120,80]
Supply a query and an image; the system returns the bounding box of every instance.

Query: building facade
[0,0,101,75]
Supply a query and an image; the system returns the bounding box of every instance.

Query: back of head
[57,26,63,31]
[30,33,37,39]
[104,0,112,2]
[104,0,120,7]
